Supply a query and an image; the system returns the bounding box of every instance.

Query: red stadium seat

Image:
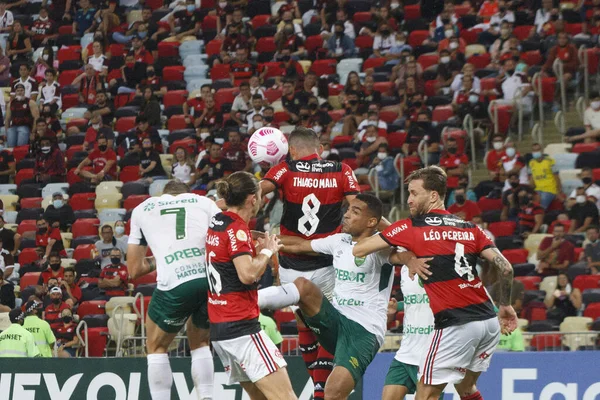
[432,105,454,122]
[19,248,39,265]
[157,41,180,58]
[580,48,599,75]
[467,53,491,70]
[328,109,346,122]
[395,155,422,176]
[273,310,296,328]
[58,25,72,35]
[66,118,88,131]
[12,145,29,162]
[210,63,230,80]
[162,66,185,82]
[502,249,529,264]
[72,218,101,238]
[70,193,96,210]
[455,4,471,16]
[114,92,135,109]
[169,138,196,155]
[477,197,503,211]
[408,30,429,47]
[549,220,571,233]
[362,57,386,71]
[460,29,481,45]
[532,76,557,103]
[332,135,352,147]
[87,327,109,357]
[521,50,543,66]
[67,168,83,185]
[167,115,190,132]
[515,276,541,291]
[256,37,277,53]
[58,70,80,87]
[20,197,42,209]
[487,221,517,237]
[120,166,141,183]
[274,111,290,123]
[305,35,324,54]
[574,247,584,261]
[251,15,271,28]
[355,35,374,50]
[264,88,282,103]
[572,142,600,153]
[132,270,157,286]
[202,15,217,31]
[62,93,79,110]
[404,4,421,20]
[387,132,407,149]
[280,338,298,353]
[15,168,34,185]
[565,23,583,35]
[57,46,81,62]
[417,54,439,70]
[353,11,372,23]
[124,195,150,211]
[513,25,534,41]
[73,244,95,261]
[583,303,600,320]
[135,295,152,324]
[262,62,285,78]
[77,300,107,317]
[20,272,41,288]
[17,220,37,235]
[214,88,238,109]
[573,275,600,292]
[424,80,436,97]
[115,116,137,133]
[373,82,394,96]
[529,307,547,321]
[379,110,397,124]
[530,334,562,351]
[108,43,125,57]
[162,90,188,108]
[205,40,223,57]
[489,103,512,134]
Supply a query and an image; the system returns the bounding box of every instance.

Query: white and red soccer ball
[248,127,289,166]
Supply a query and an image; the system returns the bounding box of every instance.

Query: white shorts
[418,318,500,385]
[279,266,335,300]
[212,331,287,385]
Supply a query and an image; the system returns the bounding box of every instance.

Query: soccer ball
[248,127,289,166]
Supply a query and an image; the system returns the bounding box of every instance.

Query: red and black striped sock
[312,347,334,399]
[298,327,318,379]
[461,391,483,400]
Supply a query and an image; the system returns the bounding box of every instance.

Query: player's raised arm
[353,234,389,257]
[233,232,283,285]
[279,235,319,256]
[259,179,276,197]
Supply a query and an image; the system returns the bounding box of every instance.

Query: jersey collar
[223,210,244,222]
[429,209,450,215]
[298,153,320,161]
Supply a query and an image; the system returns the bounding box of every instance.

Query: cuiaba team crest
[143,202,155,212]
[354,256,366,267]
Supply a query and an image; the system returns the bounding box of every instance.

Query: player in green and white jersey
[383,265,442,400]
[258,194,412,399]
[127,181,221,400]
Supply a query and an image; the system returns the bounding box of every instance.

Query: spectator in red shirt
[439,137,468,188]
[516,188,545,237]
[223,130,252,172]
[75,135,117,183]
[36,220,66,258]
[486,135,506,180]
[44,286,70,330]
[543,32,578,87]
[83,114,115,151]
[183,84,212,125]
[55,308,79,357]
[98,248,129,298]
[448,187,482,222]
[22,137,65,184]
[128,35,154,66]
[229,48,259,83]
[37,253,65,286]
[221,23,249,56]
[536,223,575,276]
[72,64,102,106]
[61,267,82,307]
[194,95,223,129]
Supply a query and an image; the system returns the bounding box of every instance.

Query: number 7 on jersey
[160,207,187,240]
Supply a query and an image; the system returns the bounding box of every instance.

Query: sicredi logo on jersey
[424,216,443,226]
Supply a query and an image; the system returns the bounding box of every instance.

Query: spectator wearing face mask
[450,63,481,95]
[485,135,506,181]
[75,135,118,184]
[243,94,265,132]
[567,168,600,209]
[568,188,600,233]
[223,130,252,172]
[23,300,55,357]
[490,21,514,64]
[82,114,115,152]
[580,226,600,274]
[542,32,578,89]
[448,187,481,222]
[327,21,356,60]
[108,54,147,95]
[500,142,528,191]
[489,0,515,26]
[528,142,563,209]
[44,286,71,330]
[436,49,463,95]
[61,267,81,307]
[535,0,555,33]
[501,172,534,222]
[357,109,388,139]
[55,308,78,357]
[138,137,168,184]
[43,192,75,232]
[446,175,477,206]
[36,219,66,259]
[355,125,388,175]
[439,137,469,188]
[403,111,441,165]
[22,137,65,185]
[95,224,127,269]
[516,188,544,237]
[565,93,600,143]
[98,248,130,298]
[37,253,65,286]
[319,135,339,161]
[373,24,397,58]
[368,144,398,191]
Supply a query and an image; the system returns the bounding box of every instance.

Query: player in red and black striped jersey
[206,172,296,398]
[354,166,517,400]
[259,127,360,398]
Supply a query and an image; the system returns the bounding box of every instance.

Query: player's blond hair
[406,166,448,200]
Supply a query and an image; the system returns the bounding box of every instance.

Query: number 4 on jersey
[454,243,475,281]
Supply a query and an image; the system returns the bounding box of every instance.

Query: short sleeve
[310,234,342,255]
[45,323,56,344]
[227,222,252,258]
[263,161,289,188]
[127,206,146,246]
[341,163,360,195]
[549,158,557,174]
[380,219,414,248]
[475,225,495,253]
[584,109,592,126]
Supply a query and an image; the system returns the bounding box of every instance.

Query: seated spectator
[0,47,9,87]
[55,308,78,357]
[0,137,15,184]
[85,92,114,127]
[565,92,600,143]
[544,272,582,320]
[489,277,524,315]
[138,86,161,128]
[486,135,506,180]
[0,216,19,256]
[221,23,249,57]
[29,8,57,48]
[373,23,397,58]
[490,21,513,64]
[24,137,65,184]
[446,175,477,206]
[439,137,468,188]
[108,53,146,95]
[95,224,127,269]
[302,96,333,135]
[83,114,115,151]
[72,64,102,106]
[38,68,61,114]
[495,56,534,116]
[85,41,108,76]
[0,271,14,311]
[242,94,264,132]
[37,253,64,286]
[138,137,167,184]
[273,50,304,82]
[166,0,201,41]
[6,20,32,65]
[568,188,599,233]
[230,48,260,83]
[499,142,528,191]
[61,267,81,307]
[73,0,96,37]
[194,95,223,129]
[448,186,481,221]
[536,223,575,275]
[0,1,13,35]
[534,0,555,33]
[43,192,75,232]
[11,63,38,100]
[542,32,578,89]
[276,10,303,39]
[581,226,600,274]
[450,63,481,95]
[6,84,38,147]
[280,79,302,123]
[568,168,600,209]
[356,125,388,174]
[183,84,212,125]
[75,135,117,184]
[371,144,398,191]
[43,286,70,330]
[436,49,462,95]
[195,142,231,191]
[129,35,153,66]
[171,146,196,185]
[140,64,166,98]
[223,130,251,172]
[0,237,15,281]
[516,188,544,237]
[403,111,441,165]
[357,107,387,139]
[98,248,129,298]
[327,21,355,60]
[529,142,562,209]
[249,76,265,98]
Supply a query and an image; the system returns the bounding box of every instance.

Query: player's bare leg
[240,382,268,400]
[186,319,214,400]
[253,367,298,400]
[146,317,179,400]
[382,385,410,400]
[415,379,446,400]
[454,370,483,400]
[324,366,355,400]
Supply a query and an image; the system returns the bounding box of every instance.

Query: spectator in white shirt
[489,0,515,26]
[0,1,13,34]
[357,108,388,141]
[230,82,252,126]
[566,93,600,143]
[373,23,397,58]
[324,9,355,40]
[450,63,481,95]
[435,5,458,28]
[38,68,61,113]
[534,0,555,33]
[496,57,534,114]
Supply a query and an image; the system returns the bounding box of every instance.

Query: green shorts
[147,278,209,334]
[384,359,419,393]
[304,296,379,384]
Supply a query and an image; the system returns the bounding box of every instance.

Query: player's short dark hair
[164,180,190,195]
[406,166,448,200]
[356,194,383,223]
[289,127,319,149]
[217,171,258,208]
[587,225,599,232]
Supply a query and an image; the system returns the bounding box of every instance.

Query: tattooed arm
[481,247,518,334]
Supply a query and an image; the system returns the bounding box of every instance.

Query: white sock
[258,283,300,309]
[147,353,172,400]
[191,346,214,400]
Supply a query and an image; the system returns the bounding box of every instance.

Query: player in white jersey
[257,194,400,398]
[383,265,442,400]
[127,181,221,400]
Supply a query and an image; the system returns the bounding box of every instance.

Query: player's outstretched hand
[264,232,284,254]
[498,305,518,335]
[387,298,398,317]
[406,257,433,281]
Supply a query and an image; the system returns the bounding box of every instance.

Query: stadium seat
[530,334,562,351]
[487,221,517,237]
[524,233,552,255]
[466,53,491,70]
[95,194,123,210]
[124,195,150,211]
[70,193,96,210]
[132,269,157,287]
[515,276,541,290]
[354,35,374,51]
[73,244,95,261]
[305,35,324,54]
[362,57,386,71]
[477,197,503,211]
[432,106,454,122]
[583,303,600,320]
[119,166,141,183]
[513,25,534,40]
[72,218,101,237]
[408,30,429,47]
[57,46,81,62]
[387,132,407,150]
[20,272,41,288]
[58,69,80,87]
[163,90,188,108]
[573,275,600,292]
[417,54,439,70]
[19,248,40,265]
[163,65,186,82]
[205,39,223,57]
[86,327,109,357]
[17,220,37,235]
[167,115,190,132]
[521,50,543,66]
[157,41,180,58]
[583,289,600,305]
[404,4,421,19]
[121,182,148,199]
[502,249,529,264]
[310,59,336,76]
[20,197,42,209]
[77,300,107,317]
[540,276,558,296]
[149,180,171,197]
[115,117,137,133]
[98,209,126,225]
[572,143,600,153]
[15,169,34,185]
[0,195,18,211]
[95,181,123,195]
